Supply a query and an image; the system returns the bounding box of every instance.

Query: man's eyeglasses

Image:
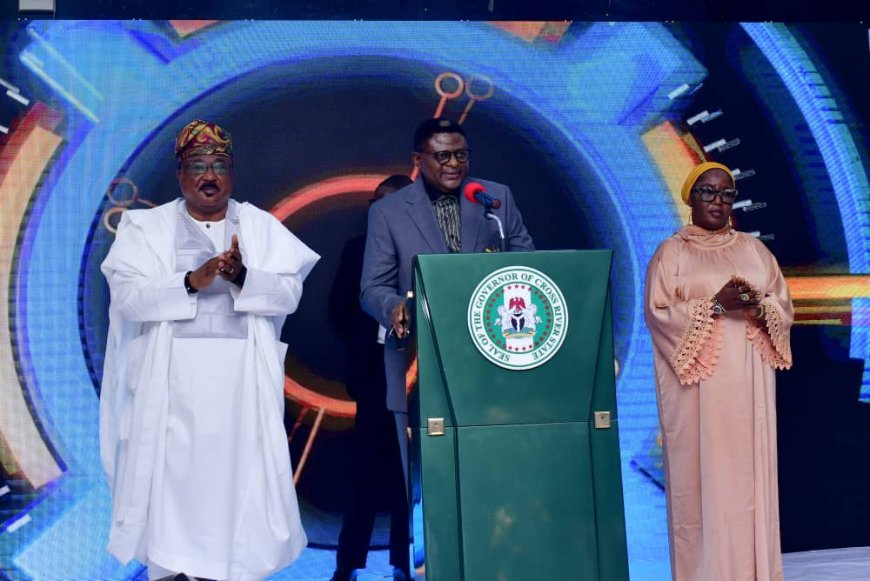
[692,186,738,204]
[181,160,232,175]
[419,149,471,165]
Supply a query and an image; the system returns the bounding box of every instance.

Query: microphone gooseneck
[486,212,506,252]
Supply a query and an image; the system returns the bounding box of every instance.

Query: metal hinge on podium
[427,418,445,436]
[593,411,612,429]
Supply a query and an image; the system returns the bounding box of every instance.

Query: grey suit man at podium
[360,118,535,484]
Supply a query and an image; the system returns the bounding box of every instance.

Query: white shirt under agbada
[100,199,319,580]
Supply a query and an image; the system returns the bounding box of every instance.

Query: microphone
[464,181,506,251]
[463,182,502,210]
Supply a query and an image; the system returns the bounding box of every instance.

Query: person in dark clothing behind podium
[329,175,413,581]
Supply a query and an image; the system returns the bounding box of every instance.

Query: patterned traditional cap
[680,161,734,205]
[175,119,233,160]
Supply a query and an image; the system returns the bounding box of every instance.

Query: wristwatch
[712,295,726,316]
[184,271,199,295]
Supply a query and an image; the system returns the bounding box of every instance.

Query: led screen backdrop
[0,19,868,580]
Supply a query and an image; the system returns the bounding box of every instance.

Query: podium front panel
[457,423,599,581]
[411,250,628,581]
[414,250,613,427]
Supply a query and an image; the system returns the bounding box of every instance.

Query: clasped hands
[714,276,764,317]
[187,234,245,291]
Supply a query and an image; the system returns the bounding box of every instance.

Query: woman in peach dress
[644,162,793,581]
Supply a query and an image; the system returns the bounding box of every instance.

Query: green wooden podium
[409,250,628,581]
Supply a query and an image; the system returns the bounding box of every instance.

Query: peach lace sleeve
[670,298,724,385]
[746,298,793,370]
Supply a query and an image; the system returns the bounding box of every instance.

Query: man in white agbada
[100,119,318,580]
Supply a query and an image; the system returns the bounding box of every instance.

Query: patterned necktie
[433,194,461,253]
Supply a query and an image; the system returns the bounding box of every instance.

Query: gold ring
[739,293,750,302]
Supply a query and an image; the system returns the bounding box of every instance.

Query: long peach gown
[644,225,793,581]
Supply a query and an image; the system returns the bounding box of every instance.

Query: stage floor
[782,546,870,581]
[267,545,870,580]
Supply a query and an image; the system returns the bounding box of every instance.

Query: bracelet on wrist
[184,271,199,295]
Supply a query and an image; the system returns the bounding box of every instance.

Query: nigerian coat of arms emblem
[467,266,569,370]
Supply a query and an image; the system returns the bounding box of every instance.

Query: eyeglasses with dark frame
[692,185,738,204]
[181,160,233,176]
[418,149,471,165]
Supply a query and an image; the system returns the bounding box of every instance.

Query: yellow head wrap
[175,119,233,160]
[680,161,734,205]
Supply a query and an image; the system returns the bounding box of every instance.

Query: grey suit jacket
[360,177,535,412]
